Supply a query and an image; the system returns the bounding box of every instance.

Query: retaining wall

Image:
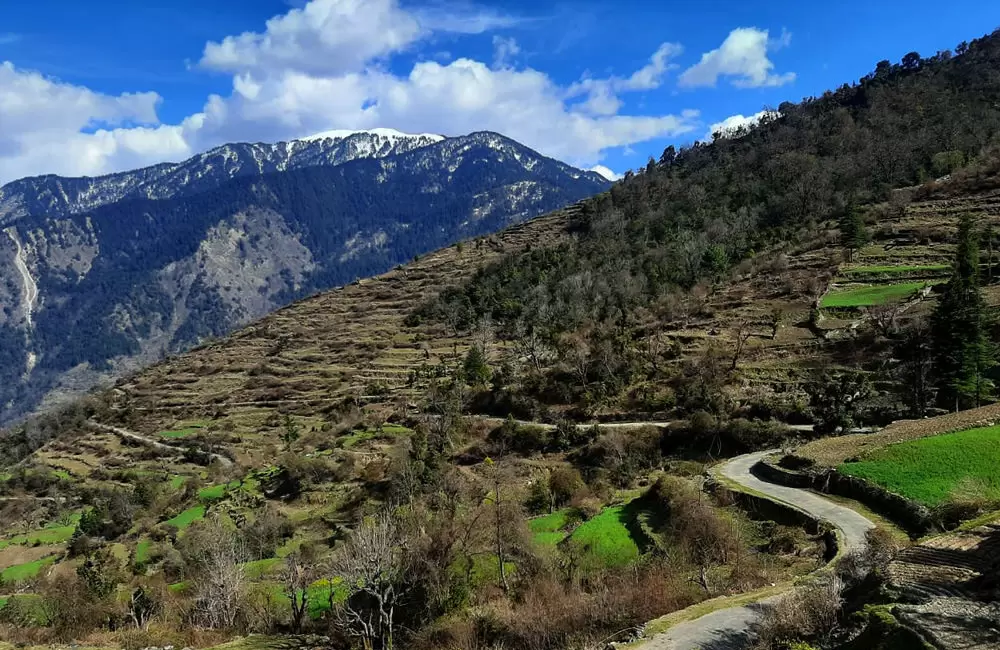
[751,456,933,537]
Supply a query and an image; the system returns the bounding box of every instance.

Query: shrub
[549,468,586,508]
[751,577,844,650]
[525,480,552,515]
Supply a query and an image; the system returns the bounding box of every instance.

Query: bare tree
[513,318,550,373]
[186,518,250,629]
[127,585,160,630]
[731,320,755,370]
[768,308,787,340]
[559,330,593,394]
[865,302,902,338]
[330,511,410,650]
[282,548,319,633]
[483,456,511,593]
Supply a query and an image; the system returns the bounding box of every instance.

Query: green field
[198,479,242,502]
[135,539,153,565]
[568,505,641,567]
[0,594,48,625]
[820,281,936,308]
[164,505,206,530]
[842,264,949,275]
[1,555,58,583]
[529,509,572,547]
[338,424,413,448]
[840,425,1000,505]
[262,577,349,619]
[0,524,76,550]
[159,422,207,438]
[244,557,283,579]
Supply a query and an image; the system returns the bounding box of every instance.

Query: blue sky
[1,0,999,184]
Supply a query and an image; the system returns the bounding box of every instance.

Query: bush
[525,480,552,515]
[549,468,585,508]
[751,577,844,650]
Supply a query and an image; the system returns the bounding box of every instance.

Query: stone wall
[752,456,933,537]
[707,478,839,562]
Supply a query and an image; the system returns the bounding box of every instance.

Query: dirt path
[632,450,876,650]
[87,421,233,467]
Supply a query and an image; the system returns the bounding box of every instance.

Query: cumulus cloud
[704,109,778,141]
[0,62,179,181]
[0,0,704,184]
[679,27,794,89]
[199,0,423,77]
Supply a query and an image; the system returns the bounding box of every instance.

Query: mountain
[8,27,1000,650]
[0,128,447,225]
[0,131,609,424]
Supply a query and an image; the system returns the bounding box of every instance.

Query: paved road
[634,450,875,650]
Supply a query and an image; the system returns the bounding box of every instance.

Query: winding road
[633,450,876,650]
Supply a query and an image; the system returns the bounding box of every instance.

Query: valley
[6,24,1000,650]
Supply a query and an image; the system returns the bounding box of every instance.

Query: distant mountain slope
[0,131,609,424]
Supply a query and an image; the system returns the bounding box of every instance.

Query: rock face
[0,131,609,424]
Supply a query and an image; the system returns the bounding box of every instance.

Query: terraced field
[888,521,1000,649]
[840,425,1000,505]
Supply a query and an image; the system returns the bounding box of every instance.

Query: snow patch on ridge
[300,128,446,144]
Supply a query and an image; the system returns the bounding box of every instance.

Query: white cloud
[199,0,424,77]
[704,109,777,141]
[492,35,520,69]
[0,0,703,184]
[589,165,620,181]
[679,28,794,89]
[568,42,682,116]
[0,62,179,182]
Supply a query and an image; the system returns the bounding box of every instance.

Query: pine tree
[931,215,996,409]
[839,204,869,262]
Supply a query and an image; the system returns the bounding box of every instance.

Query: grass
[0,594,48,626]
[198,479,241,502]
[529,509,573,547]
[261,578,349,619]
[169,475,187,490]
[338,425,413,448]
[1,555,58,583]
[842,264,949,275]
[568,505,641,568]
[164,505,206,530]
[820,281,937,308]
[135,539,153,564]
[840,424,1000,506]
[0,524,76,550]
[244,557,283,579]
[159,422,207,438]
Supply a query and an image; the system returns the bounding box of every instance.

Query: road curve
[634,450,876,650]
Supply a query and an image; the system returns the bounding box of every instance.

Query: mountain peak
[299,128,446,144]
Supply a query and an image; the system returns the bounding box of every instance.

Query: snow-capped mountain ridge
[300,127,445,144]
[0,129,449,225]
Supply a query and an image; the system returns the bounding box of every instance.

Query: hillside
[0,131,608,426]
[7,28,1000,650]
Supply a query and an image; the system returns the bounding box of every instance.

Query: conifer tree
[931,214,996,409]
[839,204,869,262]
